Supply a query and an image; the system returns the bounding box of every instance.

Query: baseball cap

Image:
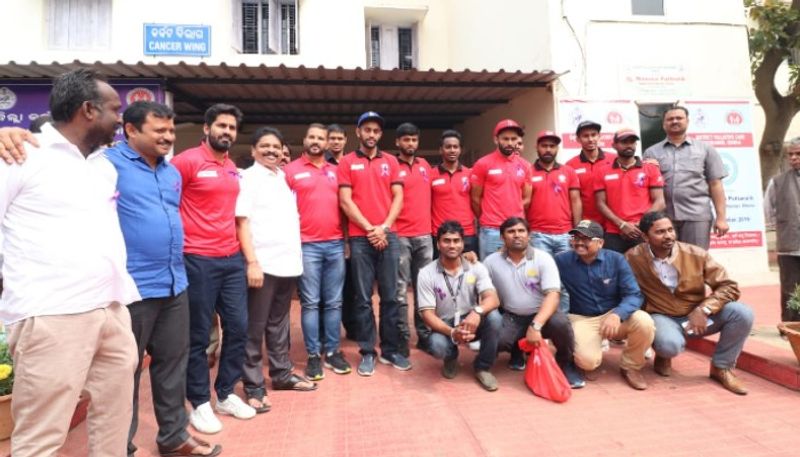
[493,119,525,137]
[575,120,602,135]
[357,111,384,128]
[536,130,561,144]
[613,128,640,142]
[569,220,604,239]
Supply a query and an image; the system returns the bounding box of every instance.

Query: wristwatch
[701,305,712,316]
[530,321,543,332]
[380,224,390,233]
[473,305,485,316]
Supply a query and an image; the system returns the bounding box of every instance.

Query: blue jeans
[397,235,434,347]
[530,232,571,312]
[184,253,248,407]
[428,310,502,371]
[651,301,754,369]
[298,240,345,355]
[349,234,403,356]
[479,227,504,260]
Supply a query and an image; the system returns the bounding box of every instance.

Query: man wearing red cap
[595,129,666,253]
[566,120,617,226]
[470,119,532,259]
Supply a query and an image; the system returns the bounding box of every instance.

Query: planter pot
[777,322,800,365]
[0,394,90,441]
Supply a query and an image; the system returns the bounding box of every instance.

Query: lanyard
[442,271,465,325]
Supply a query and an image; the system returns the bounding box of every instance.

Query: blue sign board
[143,23,211,57]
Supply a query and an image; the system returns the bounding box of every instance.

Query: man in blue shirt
[555,220,655,390]
[106,102,222,457]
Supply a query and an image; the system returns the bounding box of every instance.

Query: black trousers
[498,309,576,367]
[127,292,191,455]
[603,232,643,254]
[779,255,800,322]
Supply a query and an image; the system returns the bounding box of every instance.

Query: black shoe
[508,351,526,371]
[324,351,352,375]
[305,355,324,381]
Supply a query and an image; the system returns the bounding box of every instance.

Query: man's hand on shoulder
[0,127,38,164]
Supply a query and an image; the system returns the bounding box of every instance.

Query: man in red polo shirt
[393,122,434,356]
[170,104,255,433]
[338,111,409,376]
[431,129,477,254]
[470,119,532,259]
[595,128,666,253]
[566,120,617,226]
[285,123,352,381]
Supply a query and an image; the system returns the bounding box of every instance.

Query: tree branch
[754,48,785,116]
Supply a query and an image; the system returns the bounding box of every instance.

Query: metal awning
[0,60,561,127]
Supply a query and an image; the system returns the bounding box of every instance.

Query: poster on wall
[556,99,641,161]
[556,98,765,251]
[0,80,165,140]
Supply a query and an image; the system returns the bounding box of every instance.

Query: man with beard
[337,111,408,375]
[0,69,140,456]
[325,123,348,165]
[626,212,753,395]
[417,221,502,391]
[430,130,477,255]
[394,122,434,355]
[644,106,729,249]
[285,124,352,380]
[483,217,584,388]
[594,128,665,253]
[565,120,617,225]
[171,104,256,433]
[470,119,532,259]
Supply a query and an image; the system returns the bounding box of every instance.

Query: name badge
[575,168,586,174]
[604,174,620,181]
[432,178,446,186]
[294,172,311,180]
[351,164,365,171]
[488,169,503,175]
[197,170,218,178]
[531,176,544,182]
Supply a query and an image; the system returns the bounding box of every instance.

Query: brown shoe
[710,365,748,395]
[475,370,498,392]
[620,368,648,390]
[584,368,601,381]
[654,355,672,377]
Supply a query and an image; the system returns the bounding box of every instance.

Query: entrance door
[637,103,672,151]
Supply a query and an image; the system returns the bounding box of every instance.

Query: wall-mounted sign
[622,65,689,98]
[144,23,211,57]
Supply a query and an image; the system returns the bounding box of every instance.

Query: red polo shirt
[526,161,580,234]
[337,150,403,237]
[593,157,664,234]
[171,142,241,257]
[284,155,343,243]
[470,150,532,228]
[430,163,476,236]
[565,149,617,224]
[394,156,432,237]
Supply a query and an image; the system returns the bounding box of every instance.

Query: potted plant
[777,283,800,365]
[0,328,14,440]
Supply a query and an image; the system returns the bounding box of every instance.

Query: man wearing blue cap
[337,112,410,375]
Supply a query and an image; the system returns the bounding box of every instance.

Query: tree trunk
[759,111,793,187]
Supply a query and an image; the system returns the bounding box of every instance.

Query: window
[367,25,417,70]
[234,0,298,55]
[632,0,664,16]
[47,0,112,49]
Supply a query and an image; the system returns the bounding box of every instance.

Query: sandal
[158,436,222,456]
[272,373,318,391]
[246,393,271,414]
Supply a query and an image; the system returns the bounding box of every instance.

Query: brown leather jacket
[625,241,740,317]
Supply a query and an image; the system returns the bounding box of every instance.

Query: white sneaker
[215,394,256,420]
[468,340,481,352]
[190,402,223,434]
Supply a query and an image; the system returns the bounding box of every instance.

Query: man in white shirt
[0,69,140,456]
[236,126,315,412]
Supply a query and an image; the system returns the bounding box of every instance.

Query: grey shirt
[764,172,800,256]
[644,138,726,221]
[417,257,495,321]
[483,247,561,316]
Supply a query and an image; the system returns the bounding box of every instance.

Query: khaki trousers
[568,309,655,371]
[7,302,138,457]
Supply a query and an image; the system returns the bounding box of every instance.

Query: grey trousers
[673,220,712,250]
[397,235,434,348]
[779,255,800,322]
[243,274,297,392]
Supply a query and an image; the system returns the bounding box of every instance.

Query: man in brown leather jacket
[626,211,754,395]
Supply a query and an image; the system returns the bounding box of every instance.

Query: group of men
[0,69,765,457]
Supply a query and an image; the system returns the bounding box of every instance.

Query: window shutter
[231,0,243,52]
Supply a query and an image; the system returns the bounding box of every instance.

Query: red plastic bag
[518,338,571,403]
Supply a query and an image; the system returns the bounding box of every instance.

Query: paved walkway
[2,286,799,457]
